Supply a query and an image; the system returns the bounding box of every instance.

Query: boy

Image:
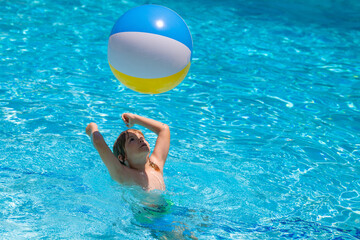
[86,113,170,191]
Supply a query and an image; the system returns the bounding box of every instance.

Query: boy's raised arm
[85,122,145,185]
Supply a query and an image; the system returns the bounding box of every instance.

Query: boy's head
[113,129,150,167]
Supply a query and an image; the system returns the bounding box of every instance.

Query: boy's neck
[128,156,150,172]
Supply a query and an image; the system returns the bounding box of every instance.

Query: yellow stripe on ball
[109,62,191,94]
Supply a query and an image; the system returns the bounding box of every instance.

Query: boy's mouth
[140,143,147,148]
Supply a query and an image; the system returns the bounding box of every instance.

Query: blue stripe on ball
[109,4,193,52]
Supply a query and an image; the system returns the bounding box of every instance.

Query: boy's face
[125,130,150,164]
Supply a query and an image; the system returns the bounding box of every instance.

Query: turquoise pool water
[1,0,360,239]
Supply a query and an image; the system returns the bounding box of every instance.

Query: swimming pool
[1,0,359,238]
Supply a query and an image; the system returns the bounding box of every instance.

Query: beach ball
[108,5,193,94]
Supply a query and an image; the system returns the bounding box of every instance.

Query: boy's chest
[146,171,165,191]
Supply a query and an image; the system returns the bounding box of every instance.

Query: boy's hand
[122,113,136,128]
[86,122,98,137]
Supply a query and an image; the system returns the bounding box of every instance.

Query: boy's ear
[118,155,127,166]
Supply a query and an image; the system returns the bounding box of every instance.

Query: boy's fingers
[122,115,127,123]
